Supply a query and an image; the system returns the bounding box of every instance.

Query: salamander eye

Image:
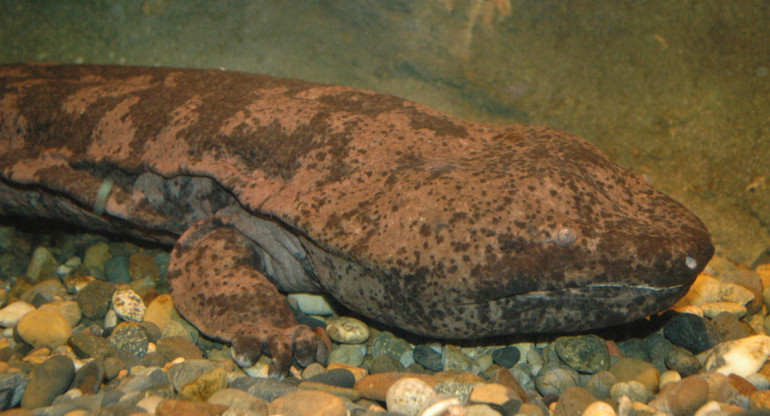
[685,256,697,270]
[554,227,577,247]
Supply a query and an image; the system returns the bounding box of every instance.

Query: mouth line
[457,282,691,306]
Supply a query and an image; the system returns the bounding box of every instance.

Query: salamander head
[307,126,714,338]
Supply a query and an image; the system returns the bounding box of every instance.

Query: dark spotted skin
[0,63,714,374]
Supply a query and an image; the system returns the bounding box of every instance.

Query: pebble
[700,301,748,318]
[104,255,132,283]
[326,316,370,344]
[420,395,463,416]
[155,398,228,415]
[76,279,116,319]
[663,312,722,353]
[665,346,703,377]
[704,335,770,376]
[370,353,405,374]
[288,293,336,315]
[386,377,437,416]
[468,382,520,407]
[414,345,444,372]
[143,294,178,332]
[585,370,617,400]
[535,364,579,396]
[648,375,710,415]
[20,355,75,409]
[16,308,72,349]
[156,335,204,360]
[581,400,617,416]
[552,386,595,416]
[328,344,365,367]
[207,387,268,413]
[109,323,151,357]
[25,246,58,281]
[609,380,648,403]
[307,368,356,388]
[68,331,119,360]
[0,300,35,327]
[39,299,81,328]
[357,372,437,402]
[129,251,161,280]
[111,287,146,322]
[0,370,29,409]
[444,345,483,373]
[83,242,111,271]
[20,279,65,306]
[609,357,660,396]
[554,335,610,374]
[269,390,347,416]
[369,331,412,359]
[178,366,228,401]
[491,346,520,368]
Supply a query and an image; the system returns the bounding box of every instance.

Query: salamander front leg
[168,218,327,377]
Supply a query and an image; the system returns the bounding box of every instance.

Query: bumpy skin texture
[0,64,713,371]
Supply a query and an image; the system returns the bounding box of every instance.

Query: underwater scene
[0,1,769,415]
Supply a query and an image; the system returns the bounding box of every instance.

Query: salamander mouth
[415,283,695,339]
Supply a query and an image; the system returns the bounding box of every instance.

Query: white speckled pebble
[704,335,770,377]
[288,293,335,315]
[387,377,437,416]
[112,287,146,322]
[326,316,370,344]
[0,300,35,327]
[582,400,617,416]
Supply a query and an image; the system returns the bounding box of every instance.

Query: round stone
[554,334,610,374]
[491,346,521,368]
[17,308,72,349]
[328,344,365,367]
[535,364,579,396]
[386,377,437,416]
[326,316,370,344]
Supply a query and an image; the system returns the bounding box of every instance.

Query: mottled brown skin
[0,63,713,374]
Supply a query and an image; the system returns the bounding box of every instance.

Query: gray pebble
[585,370,617,400]
[0,370,28,409]
[104,255,131,284]
[413,345,443,372]
[328,344,364,367]
[21,355,75,409]
[535,364,579,396]
[491,346,521,368]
